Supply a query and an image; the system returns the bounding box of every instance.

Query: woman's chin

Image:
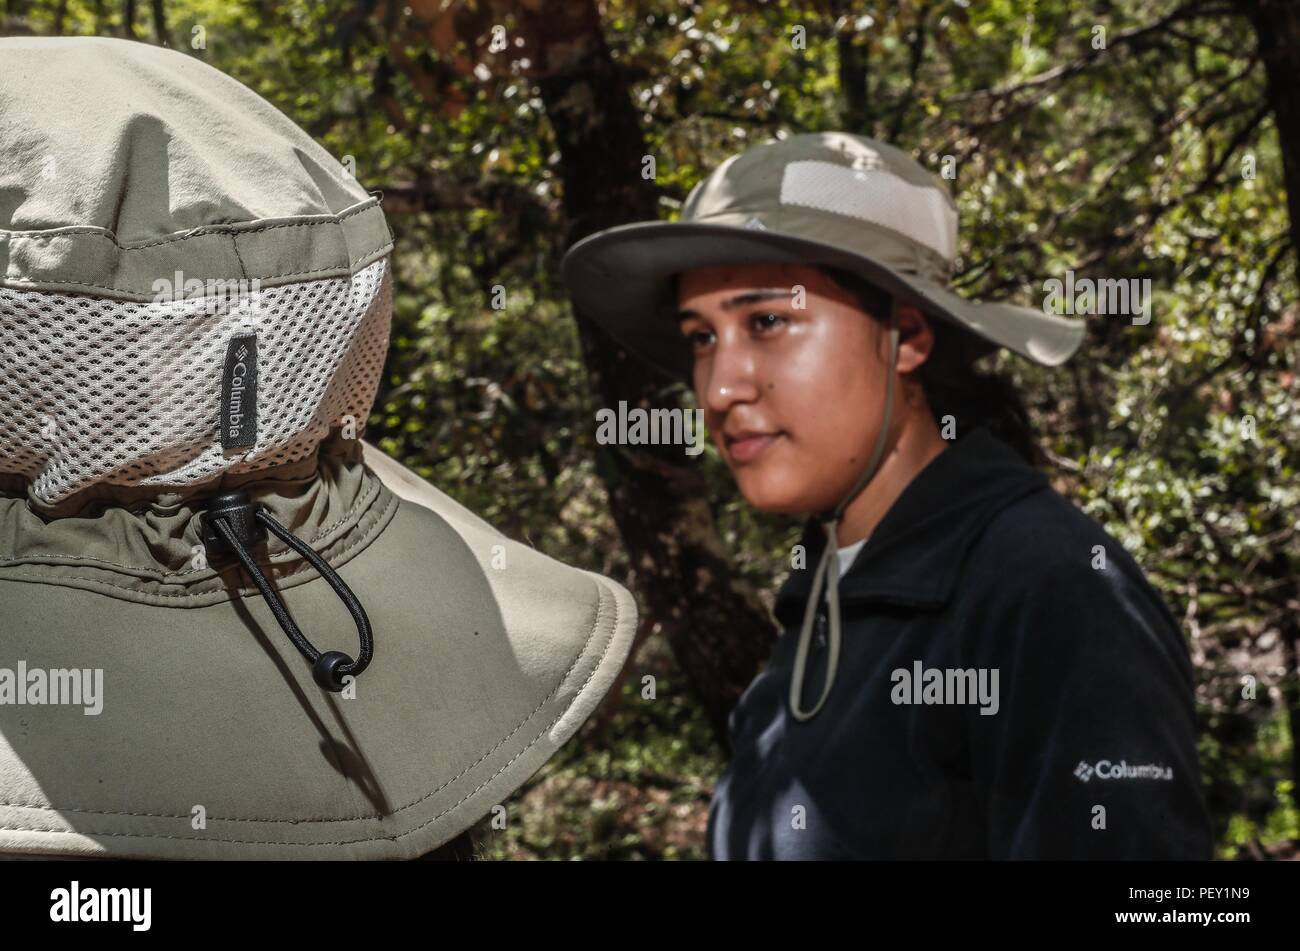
[734,477,828,516]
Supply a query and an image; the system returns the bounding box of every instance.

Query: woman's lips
[725,432,780,463]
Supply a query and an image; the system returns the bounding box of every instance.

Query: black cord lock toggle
[199,489,374,693]
[200,490,266,554]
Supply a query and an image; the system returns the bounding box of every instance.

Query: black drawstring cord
[200,490,373,692]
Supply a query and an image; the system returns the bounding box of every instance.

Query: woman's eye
[750,312,787,334]
[684,327,715,348]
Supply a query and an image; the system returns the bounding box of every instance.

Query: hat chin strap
[788,300,901,722]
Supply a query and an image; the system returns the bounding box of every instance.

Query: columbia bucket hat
[0,36,636,859]
[561,132,1084,723]
[561,131,1085,379]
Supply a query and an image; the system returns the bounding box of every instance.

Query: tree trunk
[837,18,872,135]
[151,0,167,45]
[1246,0,1300,817]
[1281,620,1300,818]
[1250,0,1300,285]
[517,0,777,749]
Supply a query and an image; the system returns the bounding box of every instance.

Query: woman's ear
[892,301,936,374]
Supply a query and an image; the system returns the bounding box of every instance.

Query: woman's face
[676,263,922,515]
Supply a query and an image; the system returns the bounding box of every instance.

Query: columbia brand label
[1073,759,1174,782]
[220,334,258,450]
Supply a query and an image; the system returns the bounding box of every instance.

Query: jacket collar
[774,427,1048,624]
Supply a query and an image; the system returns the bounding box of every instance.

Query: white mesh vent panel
[779,159,957,263]
[0,257,392,506]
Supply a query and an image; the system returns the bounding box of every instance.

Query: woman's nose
[702,339,761,414]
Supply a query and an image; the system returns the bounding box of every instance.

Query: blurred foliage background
[4,0,1297,860]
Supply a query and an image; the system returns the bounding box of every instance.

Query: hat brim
[0,442,637,859]
[561,221,1085,378]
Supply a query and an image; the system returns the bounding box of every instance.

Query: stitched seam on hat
[0,574,622,845]
[0,238,393,297]
[0,199,380,246]
[229,230,250,282]
[0,201,390,297]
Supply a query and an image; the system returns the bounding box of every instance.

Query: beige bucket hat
[0,37,636,859]
[562,132,1085,379]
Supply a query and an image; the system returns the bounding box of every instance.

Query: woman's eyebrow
[676,288,794,320]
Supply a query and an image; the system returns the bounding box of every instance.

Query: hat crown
[0,36,371,244]
[0,36,394,511]
[681,132,958,269]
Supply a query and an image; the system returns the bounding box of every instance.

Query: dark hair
[821,266,1043,466]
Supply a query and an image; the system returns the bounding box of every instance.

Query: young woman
[563,132,1213,859]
